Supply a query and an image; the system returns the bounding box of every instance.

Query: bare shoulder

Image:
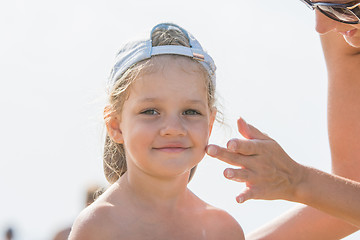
[203,204,245,240]
[68,202,114,240]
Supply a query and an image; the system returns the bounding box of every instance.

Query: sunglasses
[300,0,360,24]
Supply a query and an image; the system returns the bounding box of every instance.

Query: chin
[344,36,360,48]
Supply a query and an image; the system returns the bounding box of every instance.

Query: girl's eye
[141,109,159,115]
[183,109,201,115]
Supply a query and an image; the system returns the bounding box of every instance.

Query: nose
[159,115,187,137]
[315,9,338,34]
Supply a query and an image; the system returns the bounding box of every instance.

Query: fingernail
[207,145,217,155]
[225,169,234,178]
[227,140,237,152]
[237,196,244,203]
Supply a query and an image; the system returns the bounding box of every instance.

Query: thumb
[236,187,253,204]
[237,117,270,140]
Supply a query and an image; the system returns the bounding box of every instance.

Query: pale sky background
[1,0,359,239]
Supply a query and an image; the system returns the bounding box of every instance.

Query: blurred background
[1,0,359,239]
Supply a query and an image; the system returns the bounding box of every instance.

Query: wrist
[287,163,311,203]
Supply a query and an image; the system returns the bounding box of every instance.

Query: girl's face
[111,56,216,180]
[314,2,360,47]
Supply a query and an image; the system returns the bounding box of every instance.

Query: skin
[207,2,360,239]
[69,56,244,240]
[315,6,360,47]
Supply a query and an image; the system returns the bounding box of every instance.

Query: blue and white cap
[109,23,216,86]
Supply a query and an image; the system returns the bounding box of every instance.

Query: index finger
[227,138,260,156]
[206,144,253,168]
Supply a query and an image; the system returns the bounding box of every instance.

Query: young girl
[69,23,244,240]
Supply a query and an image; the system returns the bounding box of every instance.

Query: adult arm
[207,117,360,228]
[207,31,360,238]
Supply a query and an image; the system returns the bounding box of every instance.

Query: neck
[118,168,192,212]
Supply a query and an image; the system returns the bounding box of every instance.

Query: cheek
[122,123,152,153]
[192,122,211,145]
[314,10,339,35]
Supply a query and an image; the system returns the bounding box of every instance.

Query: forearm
[295,166,360,227]
[246,165,360,240]
[247,206,357,240]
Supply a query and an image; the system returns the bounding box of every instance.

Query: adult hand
[206,118,306,203]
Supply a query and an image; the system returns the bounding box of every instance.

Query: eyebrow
[138,98,207,107]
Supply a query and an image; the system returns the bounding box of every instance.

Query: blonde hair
[103,27,216,184]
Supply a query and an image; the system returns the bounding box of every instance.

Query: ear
[104,106,124,144]
[208,108,217,137]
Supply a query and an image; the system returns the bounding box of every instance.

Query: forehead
[142,55,208,80]
[128,56,208,101]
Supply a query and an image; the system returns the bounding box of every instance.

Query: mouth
[153,145,190,153]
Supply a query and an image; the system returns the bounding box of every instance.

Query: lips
[153,143,190,153]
